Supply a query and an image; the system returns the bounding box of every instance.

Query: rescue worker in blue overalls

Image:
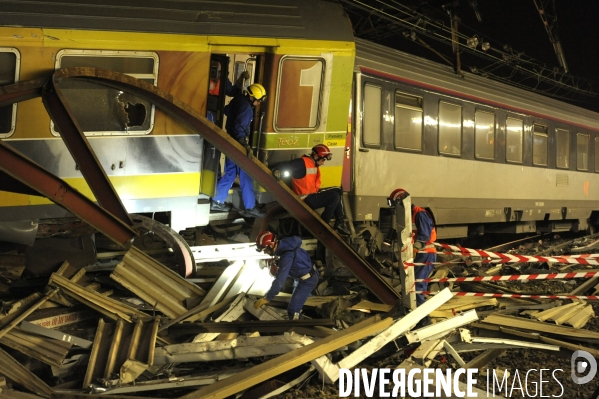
[389,188,437,307]
[254,231,319,320]
[210,73,267,218]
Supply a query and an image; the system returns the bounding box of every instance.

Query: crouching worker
[254,231,319,320]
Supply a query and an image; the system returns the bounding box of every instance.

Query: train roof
[0,0,354,42]
[355,38,599,131]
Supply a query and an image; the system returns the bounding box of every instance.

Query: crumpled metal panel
[110,247,205,318]
[0,220,38,246]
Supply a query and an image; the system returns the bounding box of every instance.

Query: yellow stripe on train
[0,173,201,207]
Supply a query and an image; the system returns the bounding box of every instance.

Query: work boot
[210,201,232,212]
[335,223,351,236]
[239,207,266,218]
[290,312,303,320]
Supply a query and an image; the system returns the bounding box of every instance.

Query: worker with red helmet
[253,231,319,319]
[271,144,350,236]
[388,188,437,307]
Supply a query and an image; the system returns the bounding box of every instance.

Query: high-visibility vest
[292,156,320,197]
[209,79,220,95]
[412,205,437,253]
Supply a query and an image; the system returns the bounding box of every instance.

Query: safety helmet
[388,188,409,206]
[246,83,267,102]
[312,144,332,161]
[256,230,276,252]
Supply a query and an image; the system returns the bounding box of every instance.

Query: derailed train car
[0,0,354,258]
[0,0,598,269]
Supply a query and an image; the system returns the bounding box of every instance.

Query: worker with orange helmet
[253,231,319,320]
[388,188,437,307]
[211,71,267,219]
[271,144,350,236]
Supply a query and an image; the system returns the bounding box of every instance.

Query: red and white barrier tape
[433,243,599,265]
[415,291,599,300]
[415,271,599,283]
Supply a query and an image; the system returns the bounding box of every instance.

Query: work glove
[244,144,253,159]
[413,241,424,251]
[273,170,282,181]
[254,297,269,309]
[237,138,253,159]
[241,71,250,80]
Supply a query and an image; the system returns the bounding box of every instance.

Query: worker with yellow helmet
[211,72,267,218]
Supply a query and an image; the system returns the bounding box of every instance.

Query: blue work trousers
[288,269,319,318]
[414,252,436,307]
[214,157,256,210]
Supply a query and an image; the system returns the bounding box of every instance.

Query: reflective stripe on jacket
[412,205,437,253]
[292,155,321,196]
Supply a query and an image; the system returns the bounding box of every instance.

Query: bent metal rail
[0,68,401,305]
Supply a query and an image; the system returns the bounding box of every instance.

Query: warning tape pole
[415,291,599,300]
[415,271,599,283]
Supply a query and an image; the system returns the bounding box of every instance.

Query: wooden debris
[481,314,599,343]
[3,231,599,399]
[181,315,393,399]
[431,297,498,318]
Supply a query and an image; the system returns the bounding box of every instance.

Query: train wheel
[129,214,195,278]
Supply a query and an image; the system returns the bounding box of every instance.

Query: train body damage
[0,0,354,240]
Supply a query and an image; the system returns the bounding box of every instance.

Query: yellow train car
[0,0,355,247]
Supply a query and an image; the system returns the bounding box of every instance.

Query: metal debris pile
[0,235,598,398]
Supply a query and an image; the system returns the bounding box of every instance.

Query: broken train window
[52,50,158,136]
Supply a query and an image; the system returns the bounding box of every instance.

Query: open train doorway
[200,53,261,208]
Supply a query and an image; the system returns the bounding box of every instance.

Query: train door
[200,53,259,202]
[200,55,228,197]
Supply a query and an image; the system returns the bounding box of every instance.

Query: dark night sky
[341,0,599,111]
[455,1,599,79]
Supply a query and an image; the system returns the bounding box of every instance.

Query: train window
[0,48,19,138]
[595,138,599,172]
[275,57,324,130]
[577,133,589,171]
[506,117,523,163]
[556,129,570,169]
[394,91,422,151]
[362,84,382,147]
[532,124,548,166]
[438,101,461,156]
[53,50,158,136]
[474,110,495,160]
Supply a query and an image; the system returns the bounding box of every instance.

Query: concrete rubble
[0,235,598,398]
